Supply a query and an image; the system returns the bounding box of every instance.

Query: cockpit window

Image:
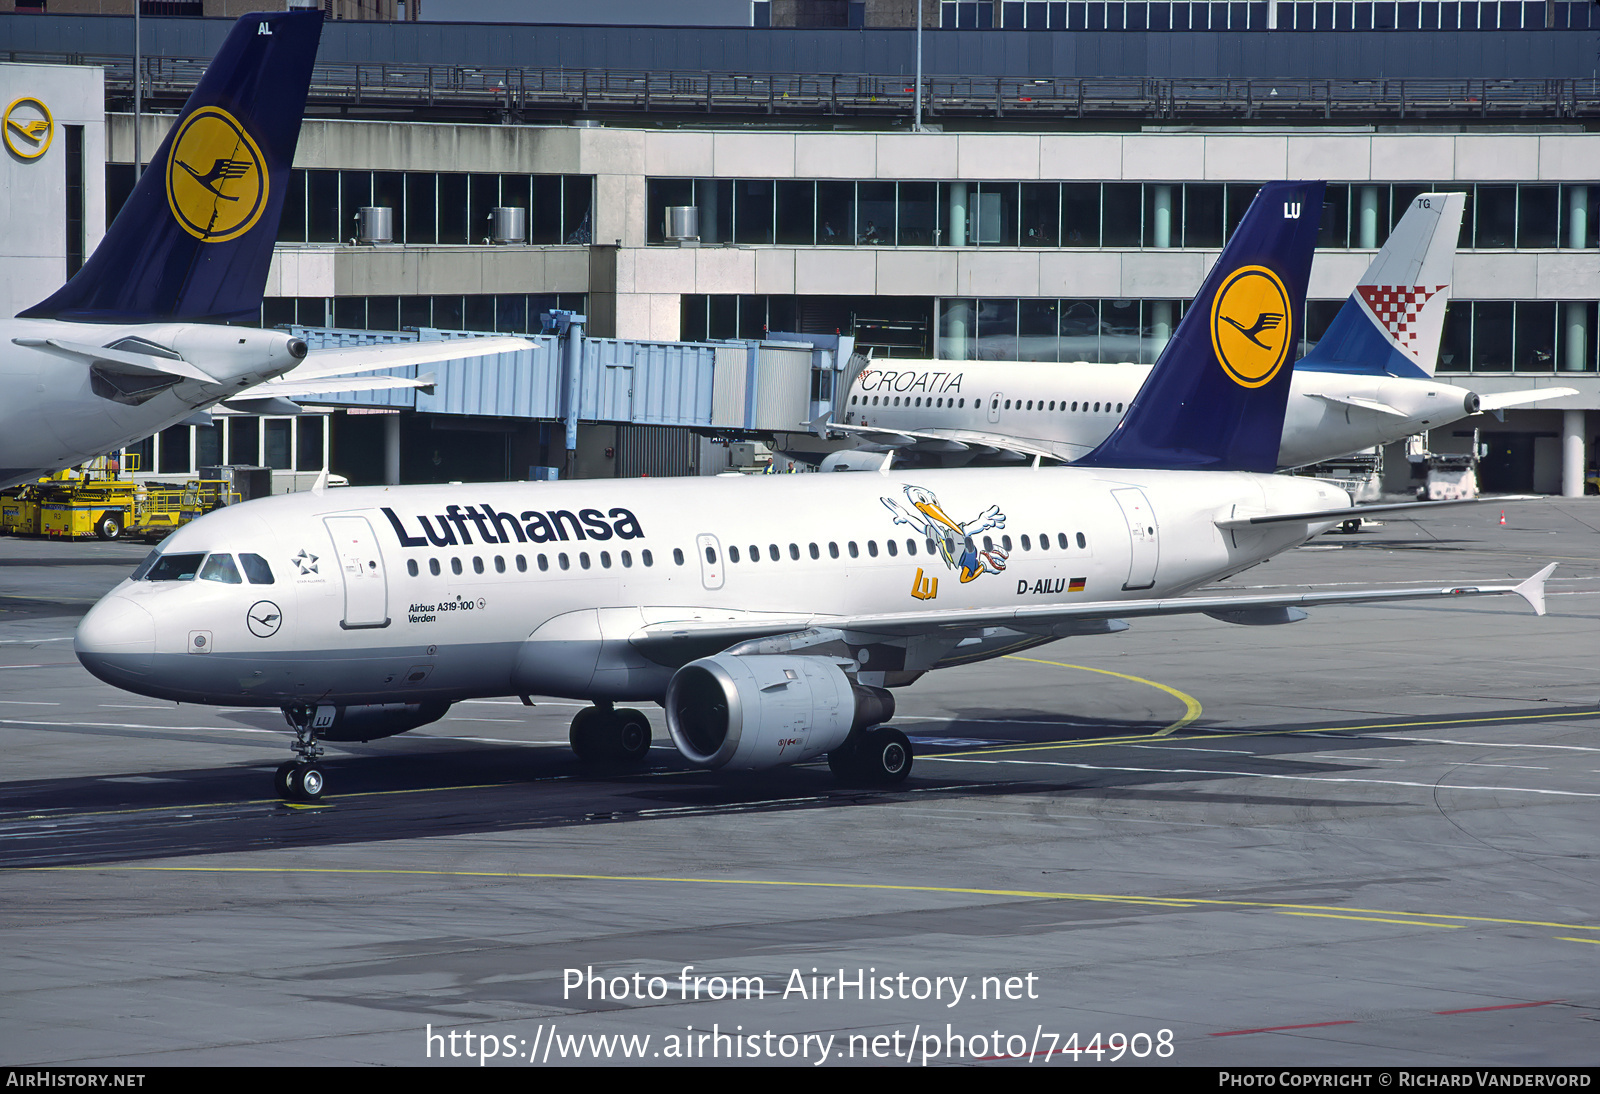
[143,553,207,581]
[199,554,243,584]
[131,550,160,582]
[239,553,275,585]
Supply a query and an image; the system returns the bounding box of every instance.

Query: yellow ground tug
[0,457,239,542]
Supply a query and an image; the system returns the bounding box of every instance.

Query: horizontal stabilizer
[1215,494,1541,530]
[13,337,217,383]
[1478,387,1579,413]
[248,372,436,400]
[1305,392,1408,418]
[284,336,537,382]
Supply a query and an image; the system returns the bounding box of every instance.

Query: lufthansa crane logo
[164,106,268,243]
[246,600,283,639]
[3,97,54,160]
[1209,265,1293,389]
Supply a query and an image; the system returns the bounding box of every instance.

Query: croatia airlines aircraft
[0,10,529,489]
[824,191,1573,471]
[75,182,1552,802]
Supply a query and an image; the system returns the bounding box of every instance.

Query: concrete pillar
[698,179,719,245]
[1562,409,1586,498]
[383,413,401,485]
[1569,185,1588,249]
[1151,185,1173,248]
[1358,186,1379,249]
[1148,300,1174,361]
[949,182,968,247]
[1562,301,1589,372]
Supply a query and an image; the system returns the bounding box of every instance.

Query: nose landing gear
[276,703,327,801]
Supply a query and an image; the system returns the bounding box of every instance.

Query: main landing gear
[568,701,653,768]
[276,703,327,802]
[827,725,913,787]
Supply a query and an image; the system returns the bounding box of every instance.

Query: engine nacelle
[309,701,450,742]
[664,654,894,771]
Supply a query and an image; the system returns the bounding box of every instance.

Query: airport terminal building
[1,5,1596,493]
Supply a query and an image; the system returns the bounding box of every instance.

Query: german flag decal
[1069,577,1087,592]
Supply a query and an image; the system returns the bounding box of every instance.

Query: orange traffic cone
[1498,510,1506,526]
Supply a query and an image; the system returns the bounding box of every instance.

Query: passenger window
[886,539,898,557]
[579,552,591,570]
[451,558,463,575]
[847,541,858,558]
[642,549,654,567]
[768,544,779,561]
[808,543,820,560]
[558,553,570,571]
[867,540,878,557]
[828,542,839,559]
[1058,533,1070,549]
[983,536,993,552]
[706,546,718,564]
[516,555,527,572]
[239,553,275,584]
[473,557,484,574]
[924,538,935,554]
[430,558,441,576]
[749,545,760,563]
[906,539,917,556]
[673,548,685,566]
[1002,535,1013,551]
[538,554,549,572]
[199,554,242,584]
[1077,533,1087,548]
[621,550,632,568]
[144,552,206,581]
[1020,535,1031,551]
[407,559,419,577]
[494,556,506,573]
[790,543,800,560]
[600,551,611,568]
[728,546,739,563]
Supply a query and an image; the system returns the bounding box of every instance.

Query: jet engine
[664,654,894,771]
[308,701,450,742]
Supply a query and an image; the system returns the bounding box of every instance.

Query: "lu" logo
[1282,202,1301,219]
[911,567,938,601]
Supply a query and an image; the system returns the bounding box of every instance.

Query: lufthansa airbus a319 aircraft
[0,9,529,489]
[75,182,1553,802]
[824,191,1573,471]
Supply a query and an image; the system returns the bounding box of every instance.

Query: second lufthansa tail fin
[1298,191,1465,379]
[19,9,323,324]
[1076,181,1324,474]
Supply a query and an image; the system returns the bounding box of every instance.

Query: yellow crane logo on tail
[1210,264,1292,389]
[164,106,268,243]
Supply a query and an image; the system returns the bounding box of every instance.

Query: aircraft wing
[1478,387,1579,413]
[631,565,1554,657]
[823,420,1091,462]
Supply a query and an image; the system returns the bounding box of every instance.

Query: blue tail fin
[1297,190,1464,380]
[18,10,322,324]
[1076,181,1324,474]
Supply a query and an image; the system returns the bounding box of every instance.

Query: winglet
[310,467,328,497]
[1512,562,1556,617]
[807,410,835,439]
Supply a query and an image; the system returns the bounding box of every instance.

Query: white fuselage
[842,360,1477,468]
[75,468,1349,709]
[0,319,304,488]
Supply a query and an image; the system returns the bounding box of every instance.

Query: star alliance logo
[292,549,319,575]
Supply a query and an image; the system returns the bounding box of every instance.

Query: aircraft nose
[75,594,156,685]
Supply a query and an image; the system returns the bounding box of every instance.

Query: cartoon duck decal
[881,485,1009,588]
